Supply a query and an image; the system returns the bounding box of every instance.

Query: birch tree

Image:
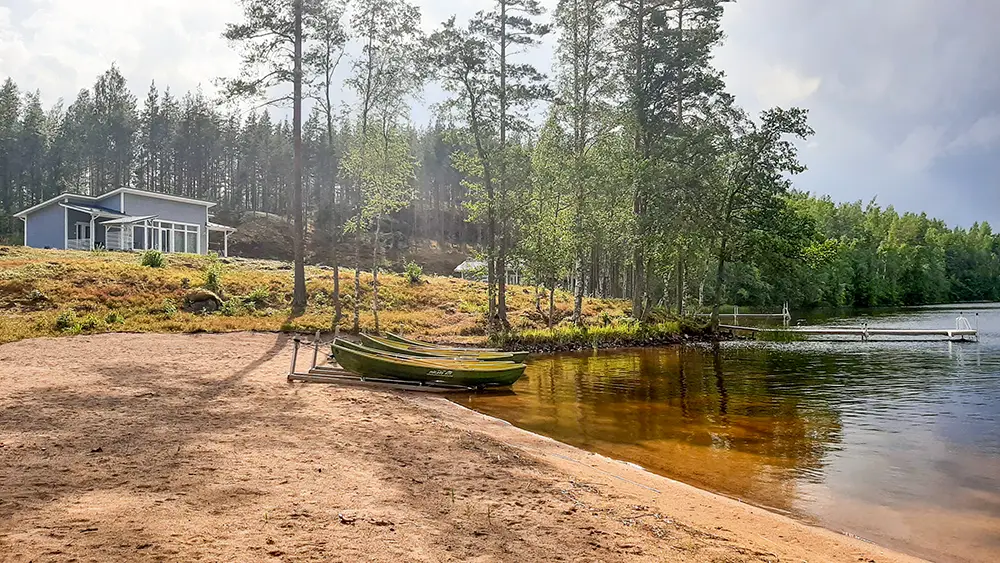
[304,0,348,330]
[553,0,616,323]
[343,0,424,332]
[430,0,550,332]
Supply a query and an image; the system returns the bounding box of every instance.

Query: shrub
[598,311,613,327]
[219,298,246,317]
[80,315,106,332]
[203,264,224,296]
[404,261,423,284]
[141,250,165,268]
[54,311,79,332]
[161,298,178,318]
[242,286,271,310]
[105,311,125,325]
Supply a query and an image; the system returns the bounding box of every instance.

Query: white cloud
[947,114,1000,153]
[1,0,241,105]
[754,65,821,107]
[888,125,946,174]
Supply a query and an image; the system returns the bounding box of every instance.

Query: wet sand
[0,332,925,562]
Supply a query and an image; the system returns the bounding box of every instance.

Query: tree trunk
[573,256,585,325]
[372,216,381,333]
[548,282,556,329]
[495,0,510,331]
[676,252,685,316]
[290,0,307,315]
[352,242,361,332]
[632,247,644,320]
[710,238,728,331]
[325,45,341,335]
[497,244,510,330]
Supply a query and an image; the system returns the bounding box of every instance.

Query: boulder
[183,289,222,314]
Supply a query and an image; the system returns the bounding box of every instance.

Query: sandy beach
[0,332,925,562]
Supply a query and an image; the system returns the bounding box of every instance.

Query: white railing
[67,238,91,251]
[105,231,133,251]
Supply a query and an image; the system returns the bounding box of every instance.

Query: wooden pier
[696,303,792,325]
[720,314,979,341]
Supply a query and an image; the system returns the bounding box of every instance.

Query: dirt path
[0,332,925,562]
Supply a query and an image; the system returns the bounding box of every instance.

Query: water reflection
[459,344,845,513]
[454,305,1000,562]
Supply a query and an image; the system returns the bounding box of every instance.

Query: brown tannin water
[454,305,1000,563]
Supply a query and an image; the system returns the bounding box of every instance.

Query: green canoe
[332,339,526,387]
[386,332,501,352]
[360,333,530,363]
[334,338,516,365]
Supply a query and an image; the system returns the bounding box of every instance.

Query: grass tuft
[141,250,166,268]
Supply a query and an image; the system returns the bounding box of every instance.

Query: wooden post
[89,215,96,250]
[311,330,321,369]
[288,337,301,380]
[223,231,229,257]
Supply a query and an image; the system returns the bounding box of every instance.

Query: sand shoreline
[0,332,926,562]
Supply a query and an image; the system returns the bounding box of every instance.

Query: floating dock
[720,314,979,341]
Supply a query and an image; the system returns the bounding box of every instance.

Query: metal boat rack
[285,331,492,393]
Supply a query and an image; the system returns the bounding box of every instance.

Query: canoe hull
[332,341,525,388]
[361,334,529,363]
[386,332,501,352]
[335,338,515,364]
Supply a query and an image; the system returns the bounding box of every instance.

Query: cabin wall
[24,204,66,249]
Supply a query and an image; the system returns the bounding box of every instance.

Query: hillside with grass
[0,247,687,349]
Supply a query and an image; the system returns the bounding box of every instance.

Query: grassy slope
[0,246,673,348]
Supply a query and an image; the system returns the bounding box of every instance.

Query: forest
[1,0,998,332]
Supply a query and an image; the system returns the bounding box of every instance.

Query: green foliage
[80,315,105,332]
[494,320,681,351]
[241,286,271,309]
[161,298,178,318]
[203,264,224,296]
[404,261,423,284]
[54,311,79,332]
[219,298,246,317]
[141,250,165,268]
[105,311,125,325]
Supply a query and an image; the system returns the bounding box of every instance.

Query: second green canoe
[360,333,529,363]
[332,339,525,387]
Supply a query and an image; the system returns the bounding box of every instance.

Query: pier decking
[721,318,978,341]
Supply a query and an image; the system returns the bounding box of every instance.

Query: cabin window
[146,220,200,253]
[132,226,145,250]
[74,222,91,240]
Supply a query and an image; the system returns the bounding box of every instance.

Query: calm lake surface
[454,305,1000,563]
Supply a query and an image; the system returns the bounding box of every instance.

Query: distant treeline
[729,194,1000,308]
[0,71,477,251]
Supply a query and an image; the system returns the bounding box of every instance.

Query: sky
[1,0,998,227]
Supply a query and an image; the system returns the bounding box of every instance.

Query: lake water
[454,305,1000,563]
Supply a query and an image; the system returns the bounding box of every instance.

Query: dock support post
[288,337,301,381]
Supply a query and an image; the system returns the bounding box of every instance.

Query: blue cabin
[14,188,236,256]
